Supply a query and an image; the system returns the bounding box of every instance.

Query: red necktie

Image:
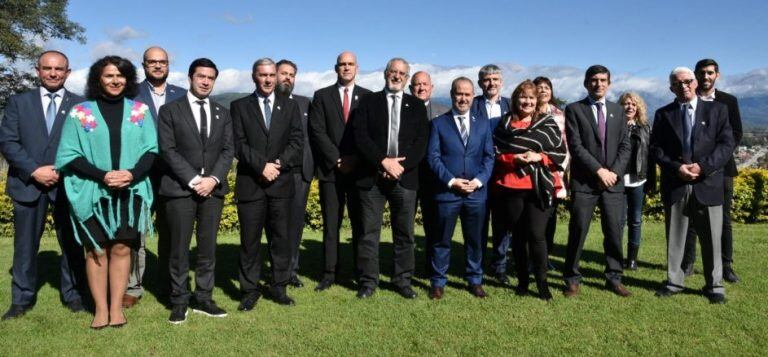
[342,87,350,123]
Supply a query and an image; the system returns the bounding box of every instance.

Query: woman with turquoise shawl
[55,56,157,329]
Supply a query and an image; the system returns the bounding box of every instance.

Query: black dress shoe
[356,287,375,299]
[397,286,418,299]
[237,293,261,311]
[469,284,487,298]
[66,299,85,313]
[723,267,740,283]
[515,285,529,296]
[192,300,227,317]
[655,287,678,298]
[429,286,444,300]
[707,292,727,304]
[315,279,334,292]
[273,294,295,306]
[169,304,188,324]
[495,273,510,285]
[2,304,30,320]
[288,276,304,288]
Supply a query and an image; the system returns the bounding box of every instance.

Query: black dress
[65,96,155,248]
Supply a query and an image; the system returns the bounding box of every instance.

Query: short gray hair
[669,66,695,84]
[385,57,410,76]
[252,57,276,73]
[478,64,502,80]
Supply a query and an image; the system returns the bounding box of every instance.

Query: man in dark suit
[352,58,429,299]
[651,67,734,304]
[158,58,234,324]
[0,51,86,320]
[425,77,494,300]
[231,58,303,309]
[470,64,511,284]
[127,46,187,308]
[308,51,371,291]
[681,59,743,283]
[562,65,632,297]
[276,59,313,288]
[409,71,449,120]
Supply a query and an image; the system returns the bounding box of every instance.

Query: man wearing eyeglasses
[650,67,734,304]
[126,46,187,308]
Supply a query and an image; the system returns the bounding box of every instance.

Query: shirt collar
[187,91,209,105]
[255,90,275,103]
[452,109,469,118]
[678,96,698,111]
[484,95,499,105]
[588,96,606,106]
[337,82,355,93]
[147,81,166,96]
[384,88,403,98]
[40,86,65,98]
[698,89,716,101]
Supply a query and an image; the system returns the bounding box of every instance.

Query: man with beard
[352,58,429,299]
[276,59,313,288]
[127,46,187,308]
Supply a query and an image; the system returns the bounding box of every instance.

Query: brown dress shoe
[429,287,444,300]
[563,283,580,297]
[122,294,140,308]
[607,282,632,297]
[469,284,487,298]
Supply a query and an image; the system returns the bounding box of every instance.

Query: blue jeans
[622,185,645,247]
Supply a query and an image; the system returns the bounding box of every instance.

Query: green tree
[0,0,85,108]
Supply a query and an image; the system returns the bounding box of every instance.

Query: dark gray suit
[158,96,234,306]
[562,97,631,286]
[287,94,313,279]
[426,100,450,120]
[0,88,85,306]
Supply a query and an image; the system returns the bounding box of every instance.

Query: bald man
[409,71,450,120]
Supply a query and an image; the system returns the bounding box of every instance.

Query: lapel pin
[277,105,281,110]
[216,115,220,119]
[405,103,409,108]
[609,113,614,118]
[60,110,66,114]
[701,121,705,125]
[355,95,358,101]
[215,106,219,111]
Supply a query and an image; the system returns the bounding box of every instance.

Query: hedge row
[1,168,766,237]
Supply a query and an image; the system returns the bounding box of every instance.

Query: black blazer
[290,94,315,182]
[650,99,734,207]
[0,88,83,202]
[565,97,631,193]
[157,98,234,198]
[711,90,742,177]
[308,84,371,182]
[231,93,303,200]
[352,91,429,190]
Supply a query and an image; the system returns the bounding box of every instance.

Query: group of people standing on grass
[0,46,741,328]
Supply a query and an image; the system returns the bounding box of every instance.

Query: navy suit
[470,95,511,275]
[0,88,85,306]
[426,111,494,287]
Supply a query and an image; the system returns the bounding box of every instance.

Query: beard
[147,72,168,83]
[277,82,293,96]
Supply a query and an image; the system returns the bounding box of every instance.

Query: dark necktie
[342,87,350,123]
[459,116,468,146]
[596,102,607,163]
[45,92,58,134]
[196,100,207,145]
[682,103,693,163]
[263,97,272,130]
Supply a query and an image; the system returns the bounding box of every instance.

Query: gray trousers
[126,233,146,297]
[665,185,724,295]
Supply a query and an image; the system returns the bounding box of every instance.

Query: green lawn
[0,222,766,356]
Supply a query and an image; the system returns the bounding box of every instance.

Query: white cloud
[221,13,253,25]
[90,41,141,63]
[108,26,147,44]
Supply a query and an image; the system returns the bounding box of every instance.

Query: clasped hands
[678,163,701,182]
[103,170,133,189]
[31,165,59,187]
[596,167,618,189]
[261,159,281,182]
[336,155,357,174]
[450,178,479,194]
[190,176,218,197]
[514,151,543,164]
[381,157,405,180]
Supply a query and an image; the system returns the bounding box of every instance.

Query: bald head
[335,51,358,86]
[142,46,170,84]
[409,71,433,102]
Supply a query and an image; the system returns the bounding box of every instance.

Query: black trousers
[496,189,552,286]
[287,174,311,278]
[682,175,735,268]
[163,195,223,306]
[237,196,292,295]
[318,178,361,280]
[563,190,625,285]
[11,194,85,306]
[356,181,417,289]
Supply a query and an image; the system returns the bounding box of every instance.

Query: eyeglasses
[144,60,169,67]
[672,79,695,88]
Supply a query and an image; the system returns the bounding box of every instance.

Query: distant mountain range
[211,92,768,129]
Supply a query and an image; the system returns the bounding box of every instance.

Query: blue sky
[50,0,768,100]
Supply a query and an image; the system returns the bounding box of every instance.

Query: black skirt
[75,190,143,249]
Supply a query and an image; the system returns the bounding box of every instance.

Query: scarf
[55,98,158,248]
[493,113,566,208]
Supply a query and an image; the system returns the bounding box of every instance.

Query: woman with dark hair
[492,80,566,301]
[618,92,652,270]
[533,76,568,271]
[55,56,157,329]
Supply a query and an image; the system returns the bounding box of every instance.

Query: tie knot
[458,116,465,121]
[264,97,270,104]
[595,101,603,109]
[196,100,205,106]
[344,87,349,94]
[46,92,57,99]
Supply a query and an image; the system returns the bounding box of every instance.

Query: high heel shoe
[90,324,109,330]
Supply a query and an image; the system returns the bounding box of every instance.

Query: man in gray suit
[409,71,449,120]
[276,59,313,288]
[126,46,187,308]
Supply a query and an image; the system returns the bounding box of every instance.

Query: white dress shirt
[588,96,608,125]
[256,91,276,124]
[446,110,482,189]
[186,91,218,188]
[40,87,65,117]
[337,83,356,103]
[484,96,502,119]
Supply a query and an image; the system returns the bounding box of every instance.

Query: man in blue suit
[0,51,86,319]
[125,46,187,307]
[470,64,511,284]
[426,77,495,299]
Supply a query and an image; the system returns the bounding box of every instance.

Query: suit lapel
[692,101,707,145]
[47,90,73,144]
[269,95,287,140]
[665,103,685,145]
[330,86,344,124]
[180,99,204,146]
[247,94,268,134]
[208,102,223,144]
[579,99,601,141]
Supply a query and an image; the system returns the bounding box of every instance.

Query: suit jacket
[308,83,371,182]
[650,99,734,206]
[157,97,234,198]
[231,93,303,200]
[565,97,631,193]
[290,94,314,182]
[426,100,450,120]
[470,95,510,131]
[134,80,187,126]
[352,91,429,190]
[426,111,495,202]
[0,88,83,202]
[710,89,742,177]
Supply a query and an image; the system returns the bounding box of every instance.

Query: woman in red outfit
[492,80,566,301]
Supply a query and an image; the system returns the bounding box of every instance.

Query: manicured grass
[0,222,766,355]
